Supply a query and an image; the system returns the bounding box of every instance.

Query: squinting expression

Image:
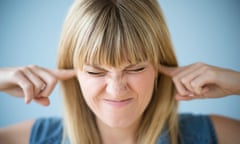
[77,62,156,128]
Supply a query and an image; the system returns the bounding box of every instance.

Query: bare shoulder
[0,120,35,144]
[210,115,240,144]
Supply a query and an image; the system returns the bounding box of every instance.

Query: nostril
[106,82,129,96]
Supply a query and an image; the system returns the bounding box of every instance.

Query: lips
[103,98,133,108]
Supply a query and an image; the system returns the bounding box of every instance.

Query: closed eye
[86,71,106,76]
[127,67,145,73]
[84,65,107,76]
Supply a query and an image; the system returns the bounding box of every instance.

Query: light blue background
[0,0,239,126]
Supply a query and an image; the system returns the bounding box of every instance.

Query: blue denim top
[30,114,217,144]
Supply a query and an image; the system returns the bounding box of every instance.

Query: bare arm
[0,66,75,106]
[158,62,240,100]
[0,120,35,144]
[0,66,76,143]
[158,63,240,143]
[210,115,240,144]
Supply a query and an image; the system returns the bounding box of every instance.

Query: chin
[101,116,139,129]
[106,120,133,128]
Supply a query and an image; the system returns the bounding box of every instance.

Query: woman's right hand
[0,65,75,106]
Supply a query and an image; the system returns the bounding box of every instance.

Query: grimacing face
[76,61,156,129]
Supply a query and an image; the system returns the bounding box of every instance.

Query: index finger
[49,69,76,80]
[158,64,178,77]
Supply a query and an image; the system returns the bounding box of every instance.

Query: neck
[97,119,140,144]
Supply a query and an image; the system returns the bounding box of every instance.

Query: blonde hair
[57,0,179,143]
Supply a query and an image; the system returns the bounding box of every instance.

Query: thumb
[49,69,76,80]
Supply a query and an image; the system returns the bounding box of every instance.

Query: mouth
[103,98,133,108]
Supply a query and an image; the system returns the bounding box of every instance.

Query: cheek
[128,71,156,99]
[77,73,105,101]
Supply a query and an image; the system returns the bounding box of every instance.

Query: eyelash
[87,71,105,76]
[127,67,145,73]
[86,67,145,76]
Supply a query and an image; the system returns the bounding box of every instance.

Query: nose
[106,74,128,97]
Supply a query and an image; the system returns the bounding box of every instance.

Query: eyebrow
[84,65,106,71]
[125,64,140,69]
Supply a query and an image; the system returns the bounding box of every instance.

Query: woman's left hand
[158,62,240,100]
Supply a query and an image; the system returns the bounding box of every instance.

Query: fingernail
[202,87,209,93]
[188,93,194,97]
[25,98,31,104]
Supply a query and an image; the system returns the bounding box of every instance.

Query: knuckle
[190,81,197,88]
[196,62,204,67]
[48,77,58,86]
[205,69,215,78]
[20,66,28,71]
[181,78,187,84]
[23,83,33,91]
[36,83,44,90]
[27,65,39,70]
[11,69,23,78]
[18,66,31,74]
[172,76,178,83]
[201,65,209,71]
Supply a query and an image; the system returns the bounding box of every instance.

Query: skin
[159,63,240,144]
[0,65,75,106]
[0,62,240,144]
[158,62,240,100]
[0,65,75,144]
[77,62,156,144]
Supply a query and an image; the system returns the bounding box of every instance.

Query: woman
[0,0,239,144]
